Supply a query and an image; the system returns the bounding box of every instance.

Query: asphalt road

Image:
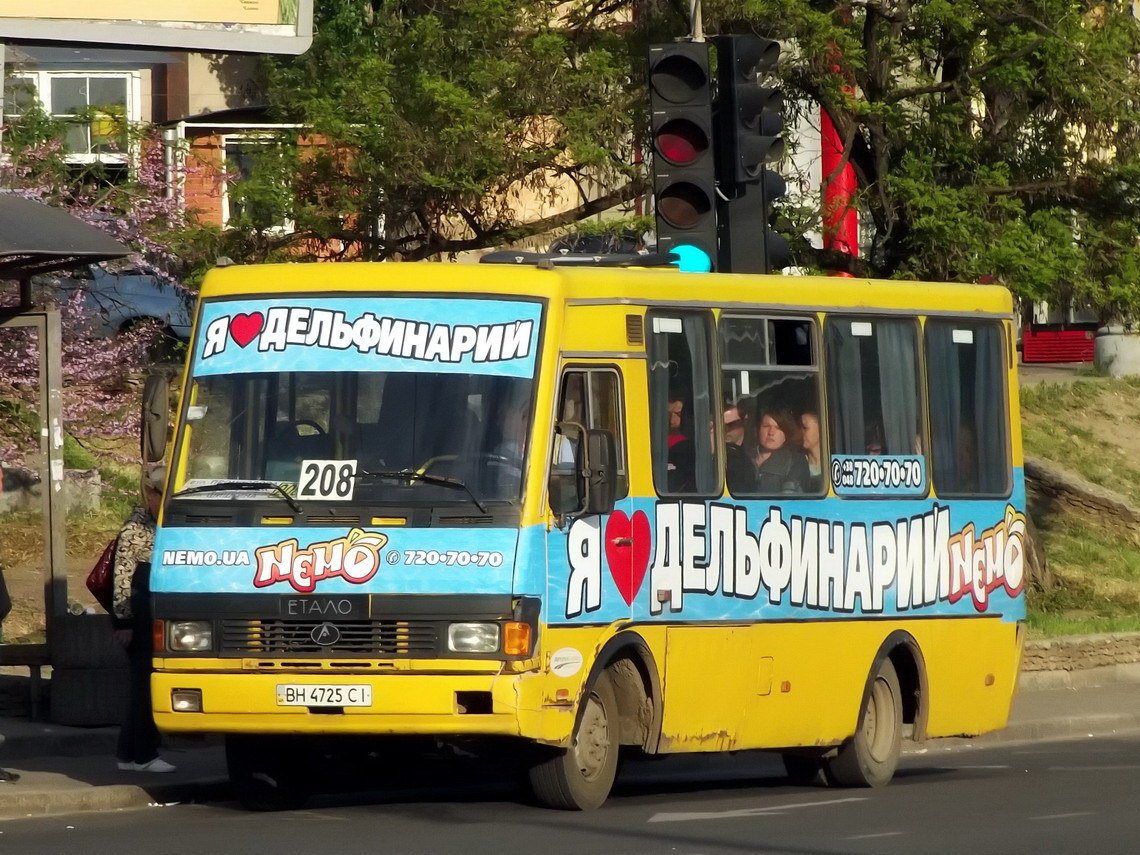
[3,734,1138,855]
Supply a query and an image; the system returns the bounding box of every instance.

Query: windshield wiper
[173,480,303,514]
[356,469,487,514]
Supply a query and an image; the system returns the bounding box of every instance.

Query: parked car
[82,264,192,341]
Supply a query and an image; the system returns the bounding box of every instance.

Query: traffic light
[712,34,791,274]
[647,41,717,272]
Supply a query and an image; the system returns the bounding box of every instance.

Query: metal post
[41,309,69,622]
[690,1,703,42]
[0,42,6,155]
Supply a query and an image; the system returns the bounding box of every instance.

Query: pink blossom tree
[0,129,210,470]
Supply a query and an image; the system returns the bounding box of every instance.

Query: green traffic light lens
[668,244,713,273]
[657,183,712,228]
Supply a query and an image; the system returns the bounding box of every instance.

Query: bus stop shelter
[0,195,127,653]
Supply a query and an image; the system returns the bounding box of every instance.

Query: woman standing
[111,466,175,773]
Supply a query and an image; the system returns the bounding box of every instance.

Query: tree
[701,0,1140,315]
[235,0,647,261]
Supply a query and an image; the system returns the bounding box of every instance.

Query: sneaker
[118,757,177,773]
[0,768,19,783]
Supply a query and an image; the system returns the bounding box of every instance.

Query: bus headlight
[447,622,500,654]
[168,621,213,652]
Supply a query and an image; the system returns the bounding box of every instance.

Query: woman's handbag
[85,539,118,613]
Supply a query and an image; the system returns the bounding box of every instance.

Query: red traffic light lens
[657,182,712,228]
[655,119,709,166]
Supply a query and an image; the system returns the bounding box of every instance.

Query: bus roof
[198,263,1014,316]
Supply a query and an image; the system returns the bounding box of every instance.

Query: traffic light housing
[647,42,717,272]
[712,34,791,274]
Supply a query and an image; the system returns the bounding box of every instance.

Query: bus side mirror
[141,371,170,464]
[583,428,617,516]
[548,422,584,517]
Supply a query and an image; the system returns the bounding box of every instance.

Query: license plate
[276,684,372,707]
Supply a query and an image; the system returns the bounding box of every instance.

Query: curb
[1017,661,1140,692]
[0,778,229,821]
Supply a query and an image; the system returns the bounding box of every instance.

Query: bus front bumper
[150,670,572,741]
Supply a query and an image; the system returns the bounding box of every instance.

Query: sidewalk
[0,664,1138,821]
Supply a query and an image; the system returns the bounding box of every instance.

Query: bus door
[547,364,634,625]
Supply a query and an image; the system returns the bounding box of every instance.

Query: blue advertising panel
[151,526,522,596]
[192,296,542,378]
[547,479,1028,626]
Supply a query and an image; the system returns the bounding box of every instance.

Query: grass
[1020,378,1140,636]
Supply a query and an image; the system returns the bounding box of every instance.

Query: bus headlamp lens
[448,622,500,654]
[168,621,213,652]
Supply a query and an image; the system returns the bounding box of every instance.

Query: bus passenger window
[719,315,823,496]
[647,312,718,496]
[825,317,924,472]
[925,320,1010,496]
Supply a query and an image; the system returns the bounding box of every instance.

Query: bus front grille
[219,618,439,656]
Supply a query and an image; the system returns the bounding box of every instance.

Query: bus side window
[825,316,924,476]
[719,315,823,496]
[925,320,1010,496]
[647,311,718,496]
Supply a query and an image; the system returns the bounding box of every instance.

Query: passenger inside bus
[753,405,810,494]
[723,404,757,494]
[666,393,696,493]
[800,411,823,491]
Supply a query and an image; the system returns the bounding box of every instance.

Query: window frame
[923,317,1013,499]
[220,133,296,234]
[718,311,827,498]
[6,70,140,165]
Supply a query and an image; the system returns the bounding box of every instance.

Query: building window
[2,71,138,164]
[222,136,294,233]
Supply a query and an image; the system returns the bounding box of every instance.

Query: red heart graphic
[229,312,264,348]
[604,509,652,607]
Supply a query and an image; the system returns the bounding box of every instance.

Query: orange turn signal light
[502,621,532,656]
[152,620,166,652]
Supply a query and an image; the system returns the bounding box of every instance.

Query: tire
[528,674,619,810]
[226,735,311,811]
[825,658,903,788]
[781,752,825,786]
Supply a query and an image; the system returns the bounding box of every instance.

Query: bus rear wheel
[825,658,903,788]
[528,675,619,810]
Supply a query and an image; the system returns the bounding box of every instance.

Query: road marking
[844,831,907,840]
[648,797,867,823]
[956,765,1010,769]
[1029,811,1096,821]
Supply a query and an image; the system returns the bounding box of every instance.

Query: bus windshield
[179,369,534,504]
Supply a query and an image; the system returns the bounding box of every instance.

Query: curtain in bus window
[825,322,866,454]
[876,321,919,455]
[926,328,962,492]
[647,311,716,495]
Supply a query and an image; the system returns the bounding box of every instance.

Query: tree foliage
[241,0,645,261]
[705,0,1140,315]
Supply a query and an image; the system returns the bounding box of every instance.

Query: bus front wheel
[825,658,903,788]
[226,735,311,811]
[528,675,619,810]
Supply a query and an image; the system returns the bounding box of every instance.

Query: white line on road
[844,831,907,840]
[1029,812,1096,821]
[648,797,868,823]
[955,765,1011,769]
